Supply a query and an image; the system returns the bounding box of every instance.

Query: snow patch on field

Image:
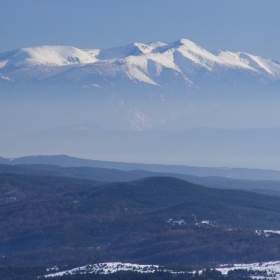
[216,261,280,279]
[45,262,161,277]
[256,230,280,237]
[45,260,280,279]
[167,218,187,226]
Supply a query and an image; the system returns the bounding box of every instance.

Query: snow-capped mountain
[0,45,98,68]
[1,39,280,90]
[2,38,280,160]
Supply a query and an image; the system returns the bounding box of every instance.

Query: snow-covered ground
[45,260,280,279]
[217,261,280,279]
[45,262,161,277]
[256,230,280,237]
[167,218,187,226]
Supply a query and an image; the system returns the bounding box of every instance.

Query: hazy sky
[1,0,280,60]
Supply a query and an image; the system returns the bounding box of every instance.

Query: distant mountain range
[2,154,280,181]
[2,124,280,170]
[1,40,280,169]
[1,39,280,91]
[3,158,280,197]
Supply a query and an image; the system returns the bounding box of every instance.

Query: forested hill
[2,173,280,267]
[1,163,280,197]
[3,155,280,180]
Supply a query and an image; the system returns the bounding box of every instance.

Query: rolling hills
[1,171,280,266]
[3,154,280,180]
[1,162,280,197]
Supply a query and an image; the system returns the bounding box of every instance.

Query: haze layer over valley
[1,39,280,169]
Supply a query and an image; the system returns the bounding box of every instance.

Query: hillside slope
[1,163,280,197]
[1,174,280,266]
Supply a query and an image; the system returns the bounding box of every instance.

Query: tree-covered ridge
[1,173,280,266]
[2,163,280,197]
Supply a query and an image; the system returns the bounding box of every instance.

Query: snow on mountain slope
[214,50,280,79]
[160,39,223,71]
[97,41,167,60]
[0,46,99,68]
[1,39,280,89]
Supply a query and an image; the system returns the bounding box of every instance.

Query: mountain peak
[97,41,168,60]
[152,38,207,57]
[1,39,280,88]
[1,45,99,68]
[178,38,197,46]
[166,38,201,50]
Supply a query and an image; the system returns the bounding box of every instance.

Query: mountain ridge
[3,154,280,181]
[2,174,280,266]
[1,38,280,89]
[2,40,280,167]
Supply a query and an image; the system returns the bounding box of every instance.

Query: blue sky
[1,0,280,60]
